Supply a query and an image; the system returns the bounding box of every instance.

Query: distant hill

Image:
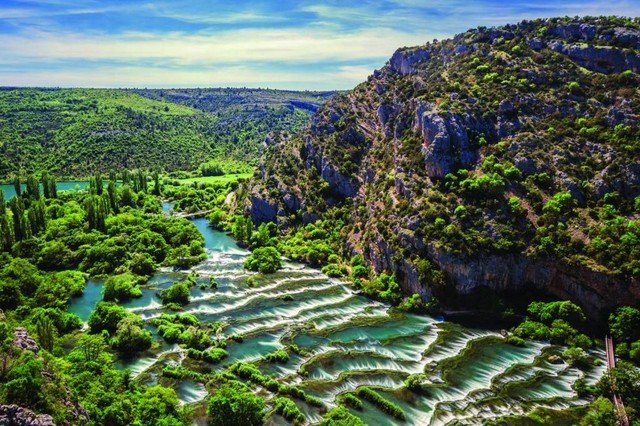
[0,87,334,179]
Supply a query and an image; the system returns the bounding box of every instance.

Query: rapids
[68,215,605,425]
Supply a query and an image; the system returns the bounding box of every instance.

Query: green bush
[355,386,405,420]
[263,349,289,363]
[207,381,265,426]
[320,406,365,426]
[103,273,143,302]
[161,281,191,306]
[273,397,305,424]
[244,247,282,273]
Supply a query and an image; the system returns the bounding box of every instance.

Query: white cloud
[0,26,434,65]
[0,63,369,90]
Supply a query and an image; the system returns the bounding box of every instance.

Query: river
[67,212,605,424]
[0,181,93,200]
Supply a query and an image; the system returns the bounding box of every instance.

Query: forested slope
[0,88,332,179]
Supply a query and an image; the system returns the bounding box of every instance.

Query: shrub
[244,247,282,273]
[355,387,405,420]
[103,273,143,302]
[161,281,191,306]
[207,381,265,426]
[338,393,363,410]
[264,349,289,363]
[320,406,365,426]
[273,397,305,424]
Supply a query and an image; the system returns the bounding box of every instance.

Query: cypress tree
[9,197,24,241]
[26,175,40,199]
[42,174,50,199]
[21,212,32,240]
[41,174,57,199]
[13,177,21,197]
[122,170,131,186]
[107,181,119,213]
[152,171,161,196]
[0,214,13,251]
[50,179,57,199]
[95,173,103,196]
[0,190,5,216]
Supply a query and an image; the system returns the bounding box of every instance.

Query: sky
[0,0,639,90]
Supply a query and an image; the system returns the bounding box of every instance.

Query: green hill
[0,88,332,179]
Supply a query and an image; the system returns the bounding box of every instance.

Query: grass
[176,173,252,185]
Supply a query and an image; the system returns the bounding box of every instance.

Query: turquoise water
[0,181,90,200]
[67,212,606,423]
[68,279,104,322]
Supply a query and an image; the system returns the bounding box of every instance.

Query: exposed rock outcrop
[244,17,640,318]
[0,405,55,426]
[12,328,38,354]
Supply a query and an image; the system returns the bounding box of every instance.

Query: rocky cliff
[242,16,640,319]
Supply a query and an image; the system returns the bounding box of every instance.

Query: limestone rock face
[414,103,483,178]
[0,405,55,426]
[242,17,640,319]
[550,41,640,74]
[12,328,38,354]
[390,48,431,75]
[249,192,278,224]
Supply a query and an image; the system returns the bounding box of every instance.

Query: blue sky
[0,0,639,90]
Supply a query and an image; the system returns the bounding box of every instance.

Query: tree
[129,252,156,276]
[107,181,119,213]
[4,351,45,408]
[25,174,40,199]
[35,316,56,352]
[9,197,24,241]
[0,189,5,216]
[207,381,265,426]
[243,246,282,273]
[152,171,162,196]
[232,216,253,246]
[136,385,182,426]
[0,214,13,251]
[41,173,57,199]
[109,315,152,354]
[13,176,21,197]
[36,240,74,271]
[580,397,618,426]
[609,306,640,343]
[88,301,129,334]
[161,281,191,306]
[103,273,143,302]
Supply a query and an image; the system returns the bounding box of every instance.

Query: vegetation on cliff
[240,16,640,314]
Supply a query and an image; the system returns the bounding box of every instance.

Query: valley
[1,13,639,426]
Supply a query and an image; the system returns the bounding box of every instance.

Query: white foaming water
[100,222,607,421]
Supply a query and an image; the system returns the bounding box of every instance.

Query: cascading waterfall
[68,216,606,424]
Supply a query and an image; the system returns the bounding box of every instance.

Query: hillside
[0,88,331,179]
[240,16,640,319]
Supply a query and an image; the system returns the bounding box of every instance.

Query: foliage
[103,273,144,302]
[207,381,265,426]
[161,281,191,306]
[109,315,153,354]
[320,406,366,426]
[243,246,282,273]
[273,397,305,424]
[355,386,405,420]
[263,349,289,363]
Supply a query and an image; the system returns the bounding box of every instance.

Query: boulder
[0,405,55,426]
